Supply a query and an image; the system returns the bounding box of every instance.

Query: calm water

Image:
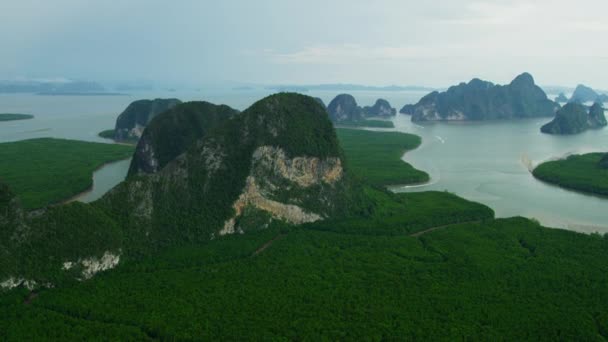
[391,115,608,233]
[1,90,606,231]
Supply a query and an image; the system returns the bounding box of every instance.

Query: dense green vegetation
[337,128,429,186]
[601,153,608,168]
[337,119,394,128]
[128,101,238,176]
[0,138,133,209]
[0,202,123,283]
[533,153,608,196]
[97,129,115,139]
[0,114,34,122]
[3,216,608,340]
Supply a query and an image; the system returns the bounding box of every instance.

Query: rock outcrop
[327,94,364,123]
[114,98,182,141]
[400,104,416,115]
[363,99,397,117]
[406,73,558,121]
[569,84,607,104]
[220,145,343,235]
[589,102,608,127]
[327,94,397,122]
[128,101,238,177]
[540,102,607,135]
[99,93,361,250]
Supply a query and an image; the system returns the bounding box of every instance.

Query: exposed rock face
[63,251,121,280]
[555,93,568,103]
[114,98,182,141]
[99,93,358,251]
[221,146,343,235]
[569,84,605,103]
[407,73,558,121]
[540,102,607,135]
[589,102,608,127]
[0,277,37,290]
[327,94,364,122]
[363,99,397,117]
[128,101,238,177]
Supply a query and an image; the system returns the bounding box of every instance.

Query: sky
[2,0,608,88]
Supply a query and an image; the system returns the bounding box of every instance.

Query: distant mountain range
[267,84,436,92]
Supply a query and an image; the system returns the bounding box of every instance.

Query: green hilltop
[128,101,239,176]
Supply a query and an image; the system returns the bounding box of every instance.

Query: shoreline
[55,157,131,206]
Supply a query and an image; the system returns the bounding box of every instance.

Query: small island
[540,102,606,135]
[532,153,608,197]
[113,98,182,142]
[327,94,395,128]
[403,73,558,121]
[98,129,116,139]
[0,114,34,122]
[569,84,608,103]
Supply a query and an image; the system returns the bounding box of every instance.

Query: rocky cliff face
[540,102,607,135]
[99,93,361,251]
[128,101,238,177]
[327,94,364,122]
[406,73,558,121]
[588,102,607,127]
[114,98,182,141]
[220,145,343,235]
[363,99,397,117]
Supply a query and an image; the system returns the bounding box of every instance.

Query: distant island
[327,94,396,128]
[36,92,128,96]
[268,84,435,92]
[569,84,608,103]
[555,93,568,103]
[0,79,105,94]
[0,114,34,122]
[540,102,606,135]
[533,153,608,197]
[402,73,558,121]
[112,98,182,142]
[363,99,397,117]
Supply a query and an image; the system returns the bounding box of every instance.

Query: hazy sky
[2,0,608,88]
